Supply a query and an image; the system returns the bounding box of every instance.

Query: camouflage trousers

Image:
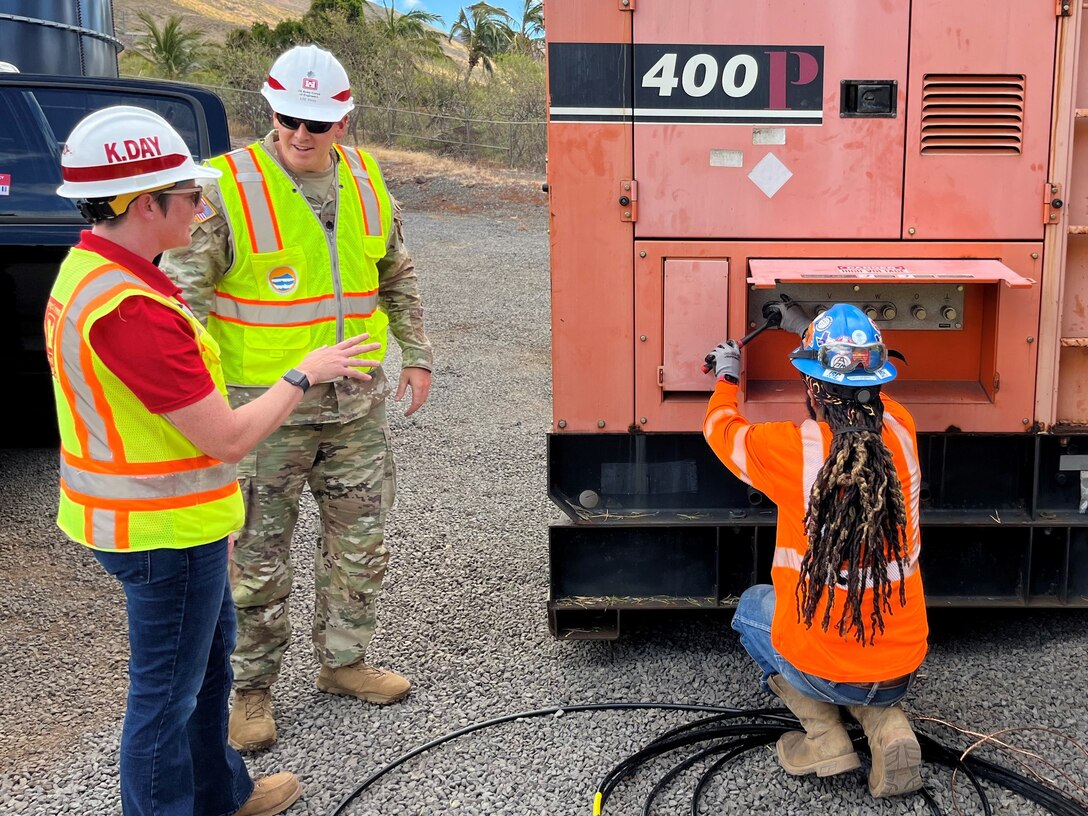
[229,403,396,690]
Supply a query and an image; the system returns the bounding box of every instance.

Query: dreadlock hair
[795,374,909,645]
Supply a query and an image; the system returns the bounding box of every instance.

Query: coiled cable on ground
[327,702,731,815]
[326,702,1088,816]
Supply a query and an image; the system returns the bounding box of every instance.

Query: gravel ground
[1,184,1087,816]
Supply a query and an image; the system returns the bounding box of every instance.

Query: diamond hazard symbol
[748,153,793,198]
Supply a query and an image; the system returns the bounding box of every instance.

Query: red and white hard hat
[261,44,355,123]
[57,105,220,200]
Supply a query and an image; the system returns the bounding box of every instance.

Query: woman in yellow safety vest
[48,104,379,816]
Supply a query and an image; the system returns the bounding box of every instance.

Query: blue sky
[389,0,530,30]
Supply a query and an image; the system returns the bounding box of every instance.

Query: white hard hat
[0,61,19,73]
[261,44,355,122]
[57,105,220,200]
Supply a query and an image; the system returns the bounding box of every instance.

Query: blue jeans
[731,584,914,707]
[94,538,254,816]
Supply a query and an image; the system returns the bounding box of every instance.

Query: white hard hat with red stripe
[261,44,355,122]
[57,105,220,200]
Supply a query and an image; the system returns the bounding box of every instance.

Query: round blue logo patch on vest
[268,266,298,295]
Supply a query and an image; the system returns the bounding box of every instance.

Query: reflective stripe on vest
[884,412,922,569]
[225,147,283,253]
[60,452,238,502]
[799,420,825,514]
[211,291,379,327]
[772,544,916,588]
[339,145,386,238]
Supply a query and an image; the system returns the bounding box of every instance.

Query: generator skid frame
[545,0,1088,638]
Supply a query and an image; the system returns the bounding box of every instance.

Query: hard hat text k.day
[104,136,161,163]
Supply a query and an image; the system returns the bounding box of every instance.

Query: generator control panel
[747,283,966,331]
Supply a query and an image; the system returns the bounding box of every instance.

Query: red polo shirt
[80,231,216,414]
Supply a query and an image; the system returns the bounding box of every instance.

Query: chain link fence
[198,83,546,171]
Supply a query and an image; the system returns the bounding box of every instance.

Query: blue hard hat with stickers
[789,303,899,386]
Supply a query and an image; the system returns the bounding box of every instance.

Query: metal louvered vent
[921,74,1024,154]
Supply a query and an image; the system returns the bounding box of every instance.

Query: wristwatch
[282,368,311,393]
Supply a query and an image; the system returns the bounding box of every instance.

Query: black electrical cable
[642,741,742,816]
[598,719,792,806]
[915,732,994,816]
[916,726,1088,816]
[326,702,737,816]
[596,708,793,803]
[688,736,775,816]
[325,701,1088,816]
[956,747,1088,816]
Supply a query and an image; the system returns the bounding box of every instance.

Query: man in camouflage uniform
[161,45,432,751]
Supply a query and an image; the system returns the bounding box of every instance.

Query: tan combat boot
[847,704,923,797]
[316,662,411,704]
[767,674,862,777]
[234,772,302,816]
[228,688,276,752]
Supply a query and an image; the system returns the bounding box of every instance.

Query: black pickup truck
[1,73,231,445]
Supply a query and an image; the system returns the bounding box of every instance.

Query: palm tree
[376,1,446,60]
[225,20,307,52]
[134,12,204,79]
[307,0,369,24]
[448,1,513,76]
[508,0,543,57]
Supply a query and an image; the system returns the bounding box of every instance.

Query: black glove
[704,340,741,383]
[764,298,811,335]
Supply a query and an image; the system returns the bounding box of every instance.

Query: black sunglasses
[276,112,337,134]
[154,186,203,208]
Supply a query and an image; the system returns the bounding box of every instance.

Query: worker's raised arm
[166,335,380,463]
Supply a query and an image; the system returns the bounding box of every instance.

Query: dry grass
[365,144,548,216]
[368,145,544,190]
[114,0,311,40]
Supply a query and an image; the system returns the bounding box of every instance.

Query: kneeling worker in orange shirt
[703,302,927,798]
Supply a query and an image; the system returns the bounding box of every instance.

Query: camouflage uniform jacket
[161,131,432,426]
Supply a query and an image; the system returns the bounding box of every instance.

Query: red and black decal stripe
[549,43,824,126]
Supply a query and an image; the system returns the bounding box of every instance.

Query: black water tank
[0,0,122,77]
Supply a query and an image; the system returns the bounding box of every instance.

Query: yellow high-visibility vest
[45,248,244,551]
[207,143,393,386]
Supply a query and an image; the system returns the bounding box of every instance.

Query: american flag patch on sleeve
[194,197,217,223]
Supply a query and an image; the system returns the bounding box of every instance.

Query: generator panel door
[632,0,909,240]
[902,1,1057,241]
[661,259,729,393]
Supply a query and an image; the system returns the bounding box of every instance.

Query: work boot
[234,772,302,816]
[228,688,276,752]
[767,674,862,777]
[847,704,923,797]
[316,662,411,704]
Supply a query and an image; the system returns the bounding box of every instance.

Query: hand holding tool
[704,340,742,381]
[701,306,783,375]
[763,294,811,335]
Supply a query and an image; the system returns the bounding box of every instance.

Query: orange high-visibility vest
[45,248,243,551]
[704,381,928,682]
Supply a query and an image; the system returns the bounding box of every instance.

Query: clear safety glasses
[817,341,888,372]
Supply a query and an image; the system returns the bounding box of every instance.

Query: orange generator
[544,0,1088,638]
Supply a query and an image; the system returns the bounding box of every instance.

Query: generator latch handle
[840,80,898,118]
